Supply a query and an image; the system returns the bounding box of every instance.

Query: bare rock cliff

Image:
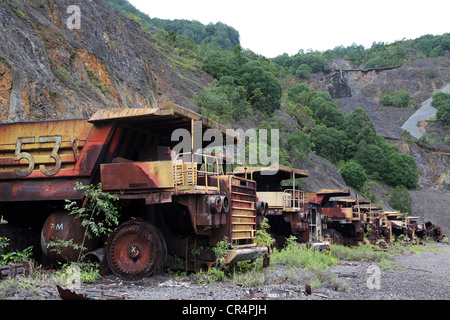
[0,0,212,123]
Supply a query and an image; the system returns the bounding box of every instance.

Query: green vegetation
[271,236,337,269]
[64,183,120,240]
[107,0,239,51]
[388,185,413,214]
[106,0,424,196]
[381,90,412,108]
[256,218,276,248]
[323,34,450,69]
[200,46,282,114]
[271,34,450,79]
[286,85,418,190]
[432,92,450,125]
[339,161,367,191]
[1,237,33,265]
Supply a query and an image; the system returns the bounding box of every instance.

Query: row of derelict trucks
[0,102,444,279]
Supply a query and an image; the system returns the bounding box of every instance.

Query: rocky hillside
[312,58,450,188]
[307,58,450,233]
[0,0,211,122]
[0,0,448,234]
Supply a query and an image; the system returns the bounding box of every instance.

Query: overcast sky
[129,0,449,58]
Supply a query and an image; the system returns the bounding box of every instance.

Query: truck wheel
[106,219,167,279]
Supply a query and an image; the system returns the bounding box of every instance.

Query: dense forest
[107,0,450,210]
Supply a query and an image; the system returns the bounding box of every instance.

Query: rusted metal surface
[0,119,113,202]
[232,165,309,180]
[56,285,90,300]
[41,212,99,262]
[56,285,126,300]
[101,161,175,191]
[106,219,167,279]
[426,222,444,241]
[0,261,34,279]
[0,119,92,179]
[233,166,314,243]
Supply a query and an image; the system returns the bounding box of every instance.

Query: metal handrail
[282,189,304,210]
[173,152,223,191]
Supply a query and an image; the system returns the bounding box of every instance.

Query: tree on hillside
[340,161,367,191]
[287,83,315,106]
[310,125,346,163]
[432,92,450,125]
[354,143,386,181]
[382,152,418,189]
[343,108,377,159]
[388,185,412,214]
[237,60,282,113]
[381,90,411,108]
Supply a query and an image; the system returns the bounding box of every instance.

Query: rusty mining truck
[384,211,444,242]
[232,166,328,248]
[316,189,368,245]
[0,102,267,278]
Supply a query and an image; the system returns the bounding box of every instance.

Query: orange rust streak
[0,120,92,145]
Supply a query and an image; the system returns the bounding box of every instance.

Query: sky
[129,0,449,58]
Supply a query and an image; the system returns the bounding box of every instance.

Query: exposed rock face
[0,0,212,123]
[324,71,352,99]
[307,57,450,230]
[310,58,450,104]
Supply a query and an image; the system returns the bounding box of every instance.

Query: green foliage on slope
[286,85,419,190]
[107,0,240,51]
[432,92,450,125]
[106,0,421,192]
[272,33,450,77]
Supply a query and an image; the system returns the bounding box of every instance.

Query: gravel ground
[3,243,449,302]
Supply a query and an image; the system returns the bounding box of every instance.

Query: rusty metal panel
[88,107,171,123]
[100,161,175,191]
[233,165,309,180]
[0,119,115,202]
[88,103,239,145]
[322,207,353,220]
[0,120,92,178]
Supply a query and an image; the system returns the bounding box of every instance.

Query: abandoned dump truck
[0,102,267,278]
[358,203,392,243]
[316,189,367,245]
[232,166,326,246]
[384,211,444,242]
